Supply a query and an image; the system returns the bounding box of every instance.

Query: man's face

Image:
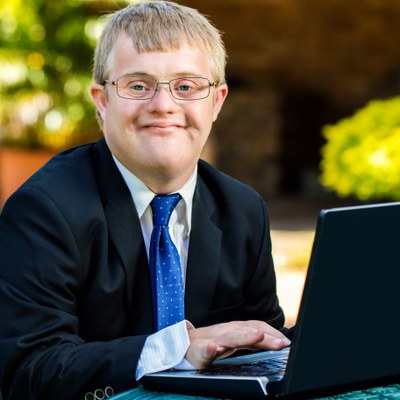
[91,33,228,192]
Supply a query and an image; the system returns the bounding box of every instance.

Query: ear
[90,83,107,121]
[212,83,228,122]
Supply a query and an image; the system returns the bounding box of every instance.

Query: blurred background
[1,0,400,325]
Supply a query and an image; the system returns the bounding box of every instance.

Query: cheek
[190,103,215,130]
[104,102,136,128]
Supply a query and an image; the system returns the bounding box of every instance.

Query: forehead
[108,33,213,79]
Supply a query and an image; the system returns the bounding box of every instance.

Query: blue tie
[149,194,185,331]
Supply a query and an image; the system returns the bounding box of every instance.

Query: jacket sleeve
[241,193,285,328]
[0,187,147,400]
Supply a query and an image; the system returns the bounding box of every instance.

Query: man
[0,1,291,399]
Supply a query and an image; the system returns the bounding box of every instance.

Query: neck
[135,165,197,195]
[111,152,198,195]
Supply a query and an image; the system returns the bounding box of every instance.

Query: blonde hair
[93,1,227,85]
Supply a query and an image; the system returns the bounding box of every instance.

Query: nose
[147,84,179,113]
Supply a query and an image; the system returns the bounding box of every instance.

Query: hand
[185,320,291,370]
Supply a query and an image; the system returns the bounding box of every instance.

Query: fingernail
[273,337,291,346]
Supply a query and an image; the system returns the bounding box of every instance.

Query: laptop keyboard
[200,348,289,381]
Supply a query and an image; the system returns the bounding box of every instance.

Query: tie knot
[150,193,181,226]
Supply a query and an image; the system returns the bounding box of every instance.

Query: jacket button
[84,386,114,399]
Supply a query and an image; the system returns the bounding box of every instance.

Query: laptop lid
[271,202,400,397]
[142,202,400,399]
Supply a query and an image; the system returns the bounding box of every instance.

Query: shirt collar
[112,155,197,231]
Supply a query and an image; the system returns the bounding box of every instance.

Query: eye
[176,84,192,92]
[130,83,145,91]
[173,80,197,93]
[119,76,154,93]
[127,80,151,92]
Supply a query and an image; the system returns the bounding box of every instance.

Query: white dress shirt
[112,156,197,380]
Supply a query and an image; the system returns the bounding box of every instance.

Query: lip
[143,121,185,129]
[141,122,186,133]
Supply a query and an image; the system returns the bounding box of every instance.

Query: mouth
[142,122,185,133]
[143,120,185,128]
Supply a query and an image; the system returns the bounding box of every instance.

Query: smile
[144,121,183,128]
[142,122,185,132]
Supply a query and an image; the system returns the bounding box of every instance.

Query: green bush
[320,96,400,200]
[0,0,128,150]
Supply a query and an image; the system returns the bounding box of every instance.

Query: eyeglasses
[103,75,215,101]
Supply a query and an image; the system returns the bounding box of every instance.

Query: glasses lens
[170,77,211,100]
[117,76,156,99]
[114,76,212,100]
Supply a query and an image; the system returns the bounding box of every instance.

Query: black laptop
[141,202,400,399]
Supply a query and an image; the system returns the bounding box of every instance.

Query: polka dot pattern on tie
[149,194,185,331]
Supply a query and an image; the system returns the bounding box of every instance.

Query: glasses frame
[103,75,215,101]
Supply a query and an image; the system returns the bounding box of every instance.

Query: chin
[151,157,193,175]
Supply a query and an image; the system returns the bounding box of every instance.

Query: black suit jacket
[0,139,284,399]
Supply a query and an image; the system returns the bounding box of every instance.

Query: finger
[215,343,238,357]
[236,320,288,340]
[248,332,291,351]
[214,326,265,349]
[187,342,218,370]
[205,342,219,359]
[200,342,236,365]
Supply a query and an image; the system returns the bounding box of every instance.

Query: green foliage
[0,0,130,150]
[320,96,400,200]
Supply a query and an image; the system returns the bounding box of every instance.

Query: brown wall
[179,0,400,198]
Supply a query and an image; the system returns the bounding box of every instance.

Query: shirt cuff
[136,320,193,380]
[173,357,196,371]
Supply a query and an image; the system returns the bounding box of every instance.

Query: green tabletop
[109,387,210,399]
[109,384,400,399]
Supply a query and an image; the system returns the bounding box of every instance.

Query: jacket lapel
[92,140,154,331]
[185,176,222,326]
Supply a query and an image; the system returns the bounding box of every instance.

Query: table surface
[109,383,400,400]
